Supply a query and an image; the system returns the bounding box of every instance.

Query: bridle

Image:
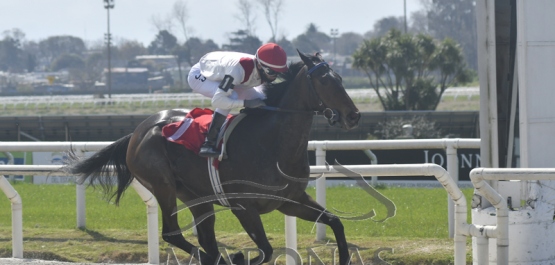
[259,61,341,126]
[306,61,340,126]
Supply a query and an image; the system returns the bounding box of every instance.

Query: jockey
[187,43,288,158]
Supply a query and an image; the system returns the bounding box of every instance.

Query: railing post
[315,145,327,241]
[131,179,159,264]
[0,176,23,258]
[11,199,23,258]
[446,142,458,238]
[285,215,297,265]
[363,149,378,186]
[76,150,86,229]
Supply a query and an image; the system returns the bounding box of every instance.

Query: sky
[1,0,422,47]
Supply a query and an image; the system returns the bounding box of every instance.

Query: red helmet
[255,43,288,73]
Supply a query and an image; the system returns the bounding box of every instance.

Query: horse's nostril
[348,112,361,123]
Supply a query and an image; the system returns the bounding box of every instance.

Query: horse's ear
[314,52,324,61]
[297,49,315,68]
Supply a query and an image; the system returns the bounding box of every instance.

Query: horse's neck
[279,74,312,111]
[272,76,314,160]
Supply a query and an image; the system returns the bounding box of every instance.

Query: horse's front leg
[231,205,273,265]
[277,192,350,265]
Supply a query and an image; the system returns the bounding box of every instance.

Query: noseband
[259,61,341,126]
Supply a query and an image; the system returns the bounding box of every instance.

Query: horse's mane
[263,58,308,106]
[242,53,318,115]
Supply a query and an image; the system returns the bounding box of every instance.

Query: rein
[259,61,340,126]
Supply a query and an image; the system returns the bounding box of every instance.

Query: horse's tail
[66,133,133,205]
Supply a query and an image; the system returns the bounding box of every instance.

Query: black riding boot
[198,112,227,158]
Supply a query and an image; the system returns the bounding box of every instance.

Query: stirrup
[199,146,220,158]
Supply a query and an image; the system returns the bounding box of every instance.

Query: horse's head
[297,50,360,130]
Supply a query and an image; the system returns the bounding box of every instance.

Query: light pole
[104,0,114,99]
[330,28,339,64]
[403,0,407,33]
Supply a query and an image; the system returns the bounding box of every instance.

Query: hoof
[230,251,245,264]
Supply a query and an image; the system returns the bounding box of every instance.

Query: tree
[184,37,219,64]
[257,0,284,42]
[172,44,189,90]
[373,116,442,139]
[432,38,473,109]
[235,0,257,36]
[115,40,147,62]
[2,28,26,44]
[148,30,178,55]
[222,30,262,54]
[0,29,27,72]
[275,37,295,56]
[83,53,105,88]
[150,14,174,34]
[335,32,364,56]
[22,40,39,72]
[292,24,330,54]
[25,53,37,72]
[172,0,192,43]
[364,16,405,39]
[409,10,429,34]
[38,36,86,67]
[0,37,23,72]
[422,0,478,70]
[50,53,85,71]
[352,29,470,111]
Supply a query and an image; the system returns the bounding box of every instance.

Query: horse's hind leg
[277,192,350,265]
[231,206,273,265]
[152,188,215,263]
[175,192,228,265]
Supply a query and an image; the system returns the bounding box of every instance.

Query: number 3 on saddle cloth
[161,107,245,169]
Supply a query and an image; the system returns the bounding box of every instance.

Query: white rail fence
[5,163,531,265]
[1,163,467,264]
[469,168,555,265]
[307,139,480,239]
[0,165,160,264]
[0,139,479,264]
[0,139,479,237]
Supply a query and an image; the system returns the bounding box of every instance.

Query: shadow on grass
[80,228,148,245]
[0,248,73,262]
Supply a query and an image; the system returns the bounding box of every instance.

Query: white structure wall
[473,0,555,264]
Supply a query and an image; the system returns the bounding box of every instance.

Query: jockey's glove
[244,98,266,108]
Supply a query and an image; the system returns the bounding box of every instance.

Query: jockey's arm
[211,74,244,109]
[212,87,245,110]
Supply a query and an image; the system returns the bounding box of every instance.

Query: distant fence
[0,87,478,112]
[0,93,212,112]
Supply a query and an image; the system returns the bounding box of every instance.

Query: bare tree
[257,0,284,42]
[172,0,192,43]
[150,13,174,34]
[2,28,26,43]
[235,0,257,36]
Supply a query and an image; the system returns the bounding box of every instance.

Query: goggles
[260,65,278,77]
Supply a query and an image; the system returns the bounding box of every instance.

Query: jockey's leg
[199,110,228,158]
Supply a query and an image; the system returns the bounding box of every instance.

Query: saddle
[161,107,243,206]
[161,108,246,162]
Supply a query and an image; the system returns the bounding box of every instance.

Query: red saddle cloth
[161,108,233,155]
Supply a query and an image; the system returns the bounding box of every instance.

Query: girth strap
[207,157,230,207]
[205,112,247,207]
